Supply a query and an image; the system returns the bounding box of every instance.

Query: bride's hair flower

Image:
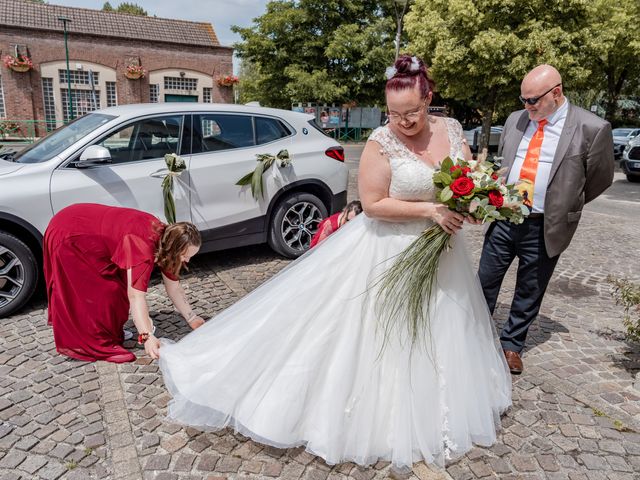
[410,56,420,72]
[385,66,398,80]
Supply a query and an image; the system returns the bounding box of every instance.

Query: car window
[613,128,633,136]
[14,113,115,164]
[255,117,291,145]
[192,114,255,154]
[98,115,183,164]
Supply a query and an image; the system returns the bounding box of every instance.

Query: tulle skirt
[159,214,511,468]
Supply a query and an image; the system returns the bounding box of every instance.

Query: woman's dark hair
[156,222,201,277]
[343,200,363,217]
[385,54,435,99]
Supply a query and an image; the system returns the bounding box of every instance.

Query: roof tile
[0,0,223,48]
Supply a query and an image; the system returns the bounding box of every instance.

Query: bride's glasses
[387,102,427,123]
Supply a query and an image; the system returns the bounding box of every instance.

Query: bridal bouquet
[376,156,528,344]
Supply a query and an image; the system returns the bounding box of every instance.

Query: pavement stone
[2,158,639,479]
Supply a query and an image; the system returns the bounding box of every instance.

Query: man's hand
[145,335,161,359]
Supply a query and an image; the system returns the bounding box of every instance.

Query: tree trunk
[604,65,628,122]
[478,87,497,159]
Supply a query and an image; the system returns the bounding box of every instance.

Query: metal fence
[0,119,64,144]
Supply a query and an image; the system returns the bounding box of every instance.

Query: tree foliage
[102,2,148,16]
[232,0,397,108]
[580,0,640,121]
[405,0,590,151]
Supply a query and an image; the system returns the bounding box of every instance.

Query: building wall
[0,26,233,133]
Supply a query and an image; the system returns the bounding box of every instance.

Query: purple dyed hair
[385,54,434,99]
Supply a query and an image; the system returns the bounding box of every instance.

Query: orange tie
[517,119,547,210]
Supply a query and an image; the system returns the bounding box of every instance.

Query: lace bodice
[368,118,466,202]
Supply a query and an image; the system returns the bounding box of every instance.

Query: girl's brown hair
[155,222,201,277]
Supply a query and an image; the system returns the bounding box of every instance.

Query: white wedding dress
[159,119,512,469]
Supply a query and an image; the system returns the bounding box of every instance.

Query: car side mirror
[77,145,112,168]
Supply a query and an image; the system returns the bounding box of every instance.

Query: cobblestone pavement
[0,146,638,479]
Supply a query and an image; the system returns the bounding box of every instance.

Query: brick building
[0,0,234,134]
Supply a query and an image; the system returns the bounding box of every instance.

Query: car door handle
[149,168,169,178]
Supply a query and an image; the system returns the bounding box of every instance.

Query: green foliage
[608,276,640,343]
[580,0,640,120]
[374,224,450,351]
[236,150,291,200]
[232,0,397,108]
[161,154,186,224]
[102,2,148,16]
[405,0,590,149]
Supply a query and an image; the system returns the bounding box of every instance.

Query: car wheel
[0,232,39,318]
[626,174,640,183]
[268,192,328,258]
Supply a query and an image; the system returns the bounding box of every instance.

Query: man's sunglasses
[519,83,562,106]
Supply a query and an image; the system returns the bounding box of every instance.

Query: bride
[158,54,511,470]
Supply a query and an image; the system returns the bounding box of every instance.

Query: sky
[46,0,270,71]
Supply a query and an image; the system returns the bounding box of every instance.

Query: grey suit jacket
[495,103,614,257]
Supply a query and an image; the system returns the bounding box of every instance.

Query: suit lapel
[502,111,530,175]
[548,103,578,184]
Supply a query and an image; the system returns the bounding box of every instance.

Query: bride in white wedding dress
[158,54,511,470]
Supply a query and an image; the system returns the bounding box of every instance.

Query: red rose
[450,176,475,197]
[491,173,499,180]
[488,190,504,208]
[449,165,471,176]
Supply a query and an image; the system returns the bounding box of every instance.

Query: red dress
[44,203,175,363]
[310,212,341,248]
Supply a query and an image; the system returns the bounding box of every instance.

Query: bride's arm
[358,141,464,233]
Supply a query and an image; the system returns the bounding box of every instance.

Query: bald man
[478,65,614,374]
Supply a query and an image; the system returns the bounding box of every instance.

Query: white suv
[0,103,348,317]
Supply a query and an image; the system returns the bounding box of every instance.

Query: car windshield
[14,113,116,164]
[612,128,634,137]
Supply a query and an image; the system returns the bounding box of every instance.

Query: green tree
[406,0,590,153]
[102,2,148,16]
[232,0,397,109]
[581,0,640,122]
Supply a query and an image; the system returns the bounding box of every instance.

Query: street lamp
[394,0,410,60]
[58,16,74,121]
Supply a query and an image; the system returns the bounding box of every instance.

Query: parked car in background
[463,126,503,152]
[612,128,640,160]
[0,103,349,317]
[621,135,640,182]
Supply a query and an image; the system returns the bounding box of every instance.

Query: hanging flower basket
[216,75,239,87]
[3,54,33,73]
[124,64,146,80]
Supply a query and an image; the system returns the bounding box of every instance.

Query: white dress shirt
[507,99,569,213]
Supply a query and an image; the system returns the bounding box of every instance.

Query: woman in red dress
[310,200,362,248]
[44,203,204,363]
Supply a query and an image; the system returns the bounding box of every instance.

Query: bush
[608,276,640,342]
